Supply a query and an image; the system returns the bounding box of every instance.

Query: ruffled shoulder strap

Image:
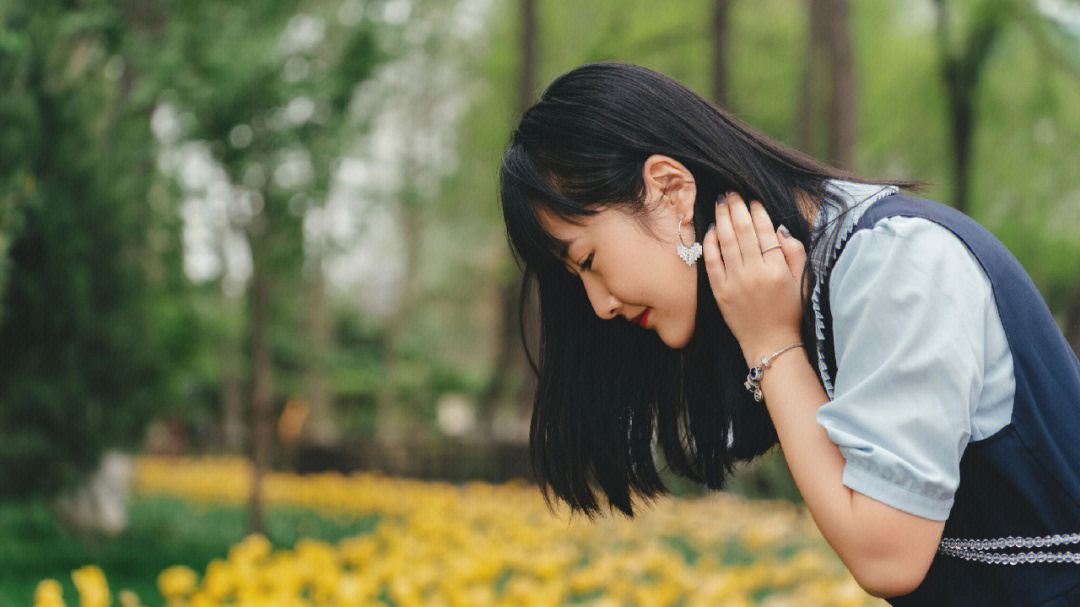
[811,184,900,395]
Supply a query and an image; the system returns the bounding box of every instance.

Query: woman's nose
[581,274,619,320]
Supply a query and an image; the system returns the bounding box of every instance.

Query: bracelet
[744,343,804,402]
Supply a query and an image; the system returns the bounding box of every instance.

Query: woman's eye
[580,253,594,272]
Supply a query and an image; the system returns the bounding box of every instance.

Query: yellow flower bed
[35,455,887,607]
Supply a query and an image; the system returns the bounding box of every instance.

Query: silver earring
[676,216,702,265]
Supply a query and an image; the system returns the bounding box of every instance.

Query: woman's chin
[658,321,695,350]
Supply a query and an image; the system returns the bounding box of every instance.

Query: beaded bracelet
[744,343,804,402]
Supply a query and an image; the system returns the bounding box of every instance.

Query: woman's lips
[635,308,650,327]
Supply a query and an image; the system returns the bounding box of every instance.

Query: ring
[761,244,782,254]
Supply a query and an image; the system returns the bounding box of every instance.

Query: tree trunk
[302,254,340,447]
[519,0,537,113]
[477,275,521,428]
[220,310,246,453]
[374,178,422,473]
[797,0,830,158]
[247,240,274,535]
[826,0,854,170]
[932,0,1003,213]
[711,0,732,107]
[951,95,973,215]
[1064,272,1080,356]
[476,0,538,440]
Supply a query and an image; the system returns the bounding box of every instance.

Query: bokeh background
[2,0,1079,605]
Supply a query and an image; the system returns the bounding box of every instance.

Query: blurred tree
[1009,0,1080,353]
[797,0,853,169]
[276,0,1079,487]
[358,0,496,466]
[150,0,382,533]
[933,0,1006,214]
[475,0,538,443]
[372,132,424,467]
[0,0,191,508]
[711,0,733,107]
[826,0,854,169]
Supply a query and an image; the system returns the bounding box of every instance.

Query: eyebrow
[553,237,578,272]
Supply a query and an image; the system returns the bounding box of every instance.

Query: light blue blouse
[809,180,1016,521]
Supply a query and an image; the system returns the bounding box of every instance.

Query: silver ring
[761,244,782,254]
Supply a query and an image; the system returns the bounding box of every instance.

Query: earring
[676,216,702,266]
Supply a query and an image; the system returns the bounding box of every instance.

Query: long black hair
[499,61,927,520]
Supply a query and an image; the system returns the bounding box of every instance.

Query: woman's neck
[794,188,822,230]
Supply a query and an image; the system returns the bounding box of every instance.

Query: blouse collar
[810,179,901,277]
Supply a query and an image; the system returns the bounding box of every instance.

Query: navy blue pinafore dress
[816,192,1080,606]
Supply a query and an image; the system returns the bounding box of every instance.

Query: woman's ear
[643,154,697,219]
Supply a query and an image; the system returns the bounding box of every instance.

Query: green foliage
[357,1,1080,508]
[147,0,389,429]
[3,0,1079,506]
[0,1,186,500]
[725,449,804,505]
[0,494,381,607]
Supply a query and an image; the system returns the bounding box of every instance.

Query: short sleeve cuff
[841,460,953,521]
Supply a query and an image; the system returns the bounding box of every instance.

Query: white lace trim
[810,181,900,397]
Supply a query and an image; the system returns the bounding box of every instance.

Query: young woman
[498,61,1080,605]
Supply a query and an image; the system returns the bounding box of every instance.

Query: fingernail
[778,224,790,237]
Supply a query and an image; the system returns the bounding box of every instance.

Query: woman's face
[535,156,700,349]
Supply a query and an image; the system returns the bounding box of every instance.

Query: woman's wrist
[742,336,805,402]
[743,333,803,370]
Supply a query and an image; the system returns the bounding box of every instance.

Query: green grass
[0,494,381,607]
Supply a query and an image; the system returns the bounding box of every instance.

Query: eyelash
[579,253,594,272]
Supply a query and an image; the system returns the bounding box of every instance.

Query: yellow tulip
[117,589,142,607]
[124,456,885,607]
[71,565,110,607]
[199,558,235,600]
[187,591,216,607]
[337,535,378,567]
[157,565,199,598]
[229,533,272,565]
[33,578,66,607]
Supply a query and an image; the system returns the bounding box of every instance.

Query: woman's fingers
[702,221,725,289]
[710,190,806,288]
[780,224,809,296]
[714,194,742,271]
[749,200,782,264]
[725,192,761,266]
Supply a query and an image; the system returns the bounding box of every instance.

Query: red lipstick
[633,308,650,327]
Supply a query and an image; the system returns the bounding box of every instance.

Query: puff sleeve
[814,216,990,521]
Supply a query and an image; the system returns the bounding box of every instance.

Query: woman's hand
[703,191,808,368]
